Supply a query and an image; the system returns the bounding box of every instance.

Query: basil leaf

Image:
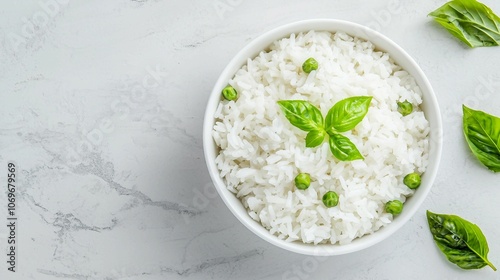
[426,211,497,271]
[325,96,372,133]
[429,0,500,48]
[328,133,364,161]
[305,130,326,148]
[277,100,324,132]
[463,105,500,172]
[277,97,370,161]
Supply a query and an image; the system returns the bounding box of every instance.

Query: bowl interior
[203,19,442,256]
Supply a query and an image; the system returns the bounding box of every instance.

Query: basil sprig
[429,0,500,48]
[277,96,372,161]
[427,211,497,271]
[463,105,500,172]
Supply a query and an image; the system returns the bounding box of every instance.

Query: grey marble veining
[1,0,500,279]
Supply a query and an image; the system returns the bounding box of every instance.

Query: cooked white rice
[212,31,430,245]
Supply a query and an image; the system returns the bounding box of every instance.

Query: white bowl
[203,19,442,256]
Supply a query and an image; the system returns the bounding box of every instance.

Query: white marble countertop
[1,0,500,279]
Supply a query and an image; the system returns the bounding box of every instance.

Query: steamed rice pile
[212,31,429,245]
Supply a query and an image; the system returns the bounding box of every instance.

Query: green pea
[302,57,318,73]
[385,200,403,215]
[404,173,421,189]
[222,85,238,101]
[294,173,311,190]
[322,191,339,208]
[397,100,413,116]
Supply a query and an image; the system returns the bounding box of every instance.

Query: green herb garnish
[276,100,324,133]
[429,0,500,48]
[324,96,372,134]
[328,132,363,161]
[305,129,326,148]
[277,96,371,161]
[463,105,500,172]
[427,211,497,271]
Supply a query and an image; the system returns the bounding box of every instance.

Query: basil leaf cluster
[429,0,500,48]
[463,105,500,172]
[277,96,372,161]
[427,211,497,271]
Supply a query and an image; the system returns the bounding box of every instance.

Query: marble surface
[1,0,500,279]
